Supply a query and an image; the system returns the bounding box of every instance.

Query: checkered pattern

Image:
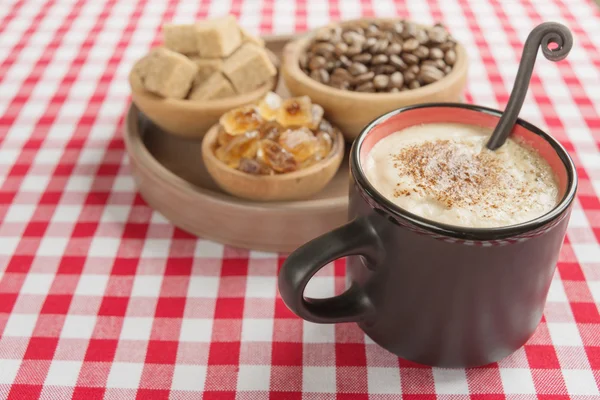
[0,0,599,398]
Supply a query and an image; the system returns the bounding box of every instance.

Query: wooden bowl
[201,124,345,202]
[282,18,469,141]
[130,49,279,139]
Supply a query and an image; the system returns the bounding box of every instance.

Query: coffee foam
[364,123,559,228]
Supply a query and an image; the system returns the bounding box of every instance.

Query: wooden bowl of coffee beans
[282,18,468,140]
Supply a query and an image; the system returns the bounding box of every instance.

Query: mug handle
[278,216,383,323]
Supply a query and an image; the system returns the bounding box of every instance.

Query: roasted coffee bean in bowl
[302,20,457,92]
[201,92,345,202]
[282,18,468,140]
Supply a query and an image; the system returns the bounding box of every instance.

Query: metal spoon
[486,22,573,150]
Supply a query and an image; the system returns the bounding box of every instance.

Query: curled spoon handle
[486,22,573,150]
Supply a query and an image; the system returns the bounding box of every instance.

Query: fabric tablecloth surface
[1,0,600,398]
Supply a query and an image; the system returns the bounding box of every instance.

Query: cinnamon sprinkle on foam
[391,139,509,210]
[364,123,559,228]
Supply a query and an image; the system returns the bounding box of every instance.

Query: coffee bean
[379,20,395,32]
[416,30,429,45]
[308,56,326,70]
[331,80,350,90]
[444,49,456,66]
[404,71,416,83]
[330,35,342,45]
[355,81,375,92]
[372,30,388,41]
[338,55,352,68]
[385,42,402,56]
[390,87,400,93]
[349,62,368,75]
[414,46,430,59]
[343,31,365,46]
[434,59,446,70]
[371,54,388,65]
[429,48,444,60]
[352,53,372,64]
[373,74,390,90]
[346,45,362,56]
[310,68,330,83]
[428,27,448,44]
[299,54,308,69]
[389,54,407,70]
[390,36,404,46]
[334,42,348,56]
[401,52,420,65]
[403,22,418,39]
[365,37,377,49]
[408,80,421,89]
[313,42,335,56]
[390,71,404,88]
[402,38,419,52]
[332,67,352,78]
[366,42,378,54]
[408,64,420,74]
[372,39,389,53]
[373,65,396,75]
[353,71,375,85]
[418,65,444,84]
[309,69,320,81]
[314,28,332,42]
[365,24,380,38]
[440,39,455,51]
[344,26,364,35]
[393,22,404,36]
[325,61,336,71]
[330,76,348,87]
[444,65,452,74]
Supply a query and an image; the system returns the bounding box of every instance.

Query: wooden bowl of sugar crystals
[130,16,279,139]
[201,93,345,202]
[282,18,469,140]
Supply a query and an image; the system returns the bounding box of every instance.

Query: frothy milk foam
[364,123,559,228]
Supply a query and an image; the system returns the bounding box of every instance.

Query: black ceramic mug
[278,103,577,368]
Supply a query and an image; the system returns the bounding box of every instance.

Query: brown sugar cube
[195,16,242,58]
[162,24,198,54]
[188,72,236,101]
[131,48,165,91]
[189,57,223,85]
[222,43,276,93]
[130,69,144,89]
[240,26,265,47]
[143,48,198,99]
[133,47,165,80]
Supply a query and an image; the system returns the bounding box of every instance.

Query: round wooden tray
[123,35,349,253]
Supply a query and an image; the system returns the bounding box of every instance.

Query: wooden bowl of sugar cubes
[129,16,279,139]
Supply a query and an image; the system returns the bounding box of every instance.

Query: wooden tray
[123,35,348,253]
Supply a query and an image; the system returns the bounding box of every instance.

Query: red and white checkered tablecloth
[1,0,600,398]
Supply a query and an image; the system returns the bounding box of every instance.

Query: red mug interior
[358,106,571,207]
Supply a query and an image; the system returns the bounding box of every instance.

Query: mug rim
[350,103,578,240]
